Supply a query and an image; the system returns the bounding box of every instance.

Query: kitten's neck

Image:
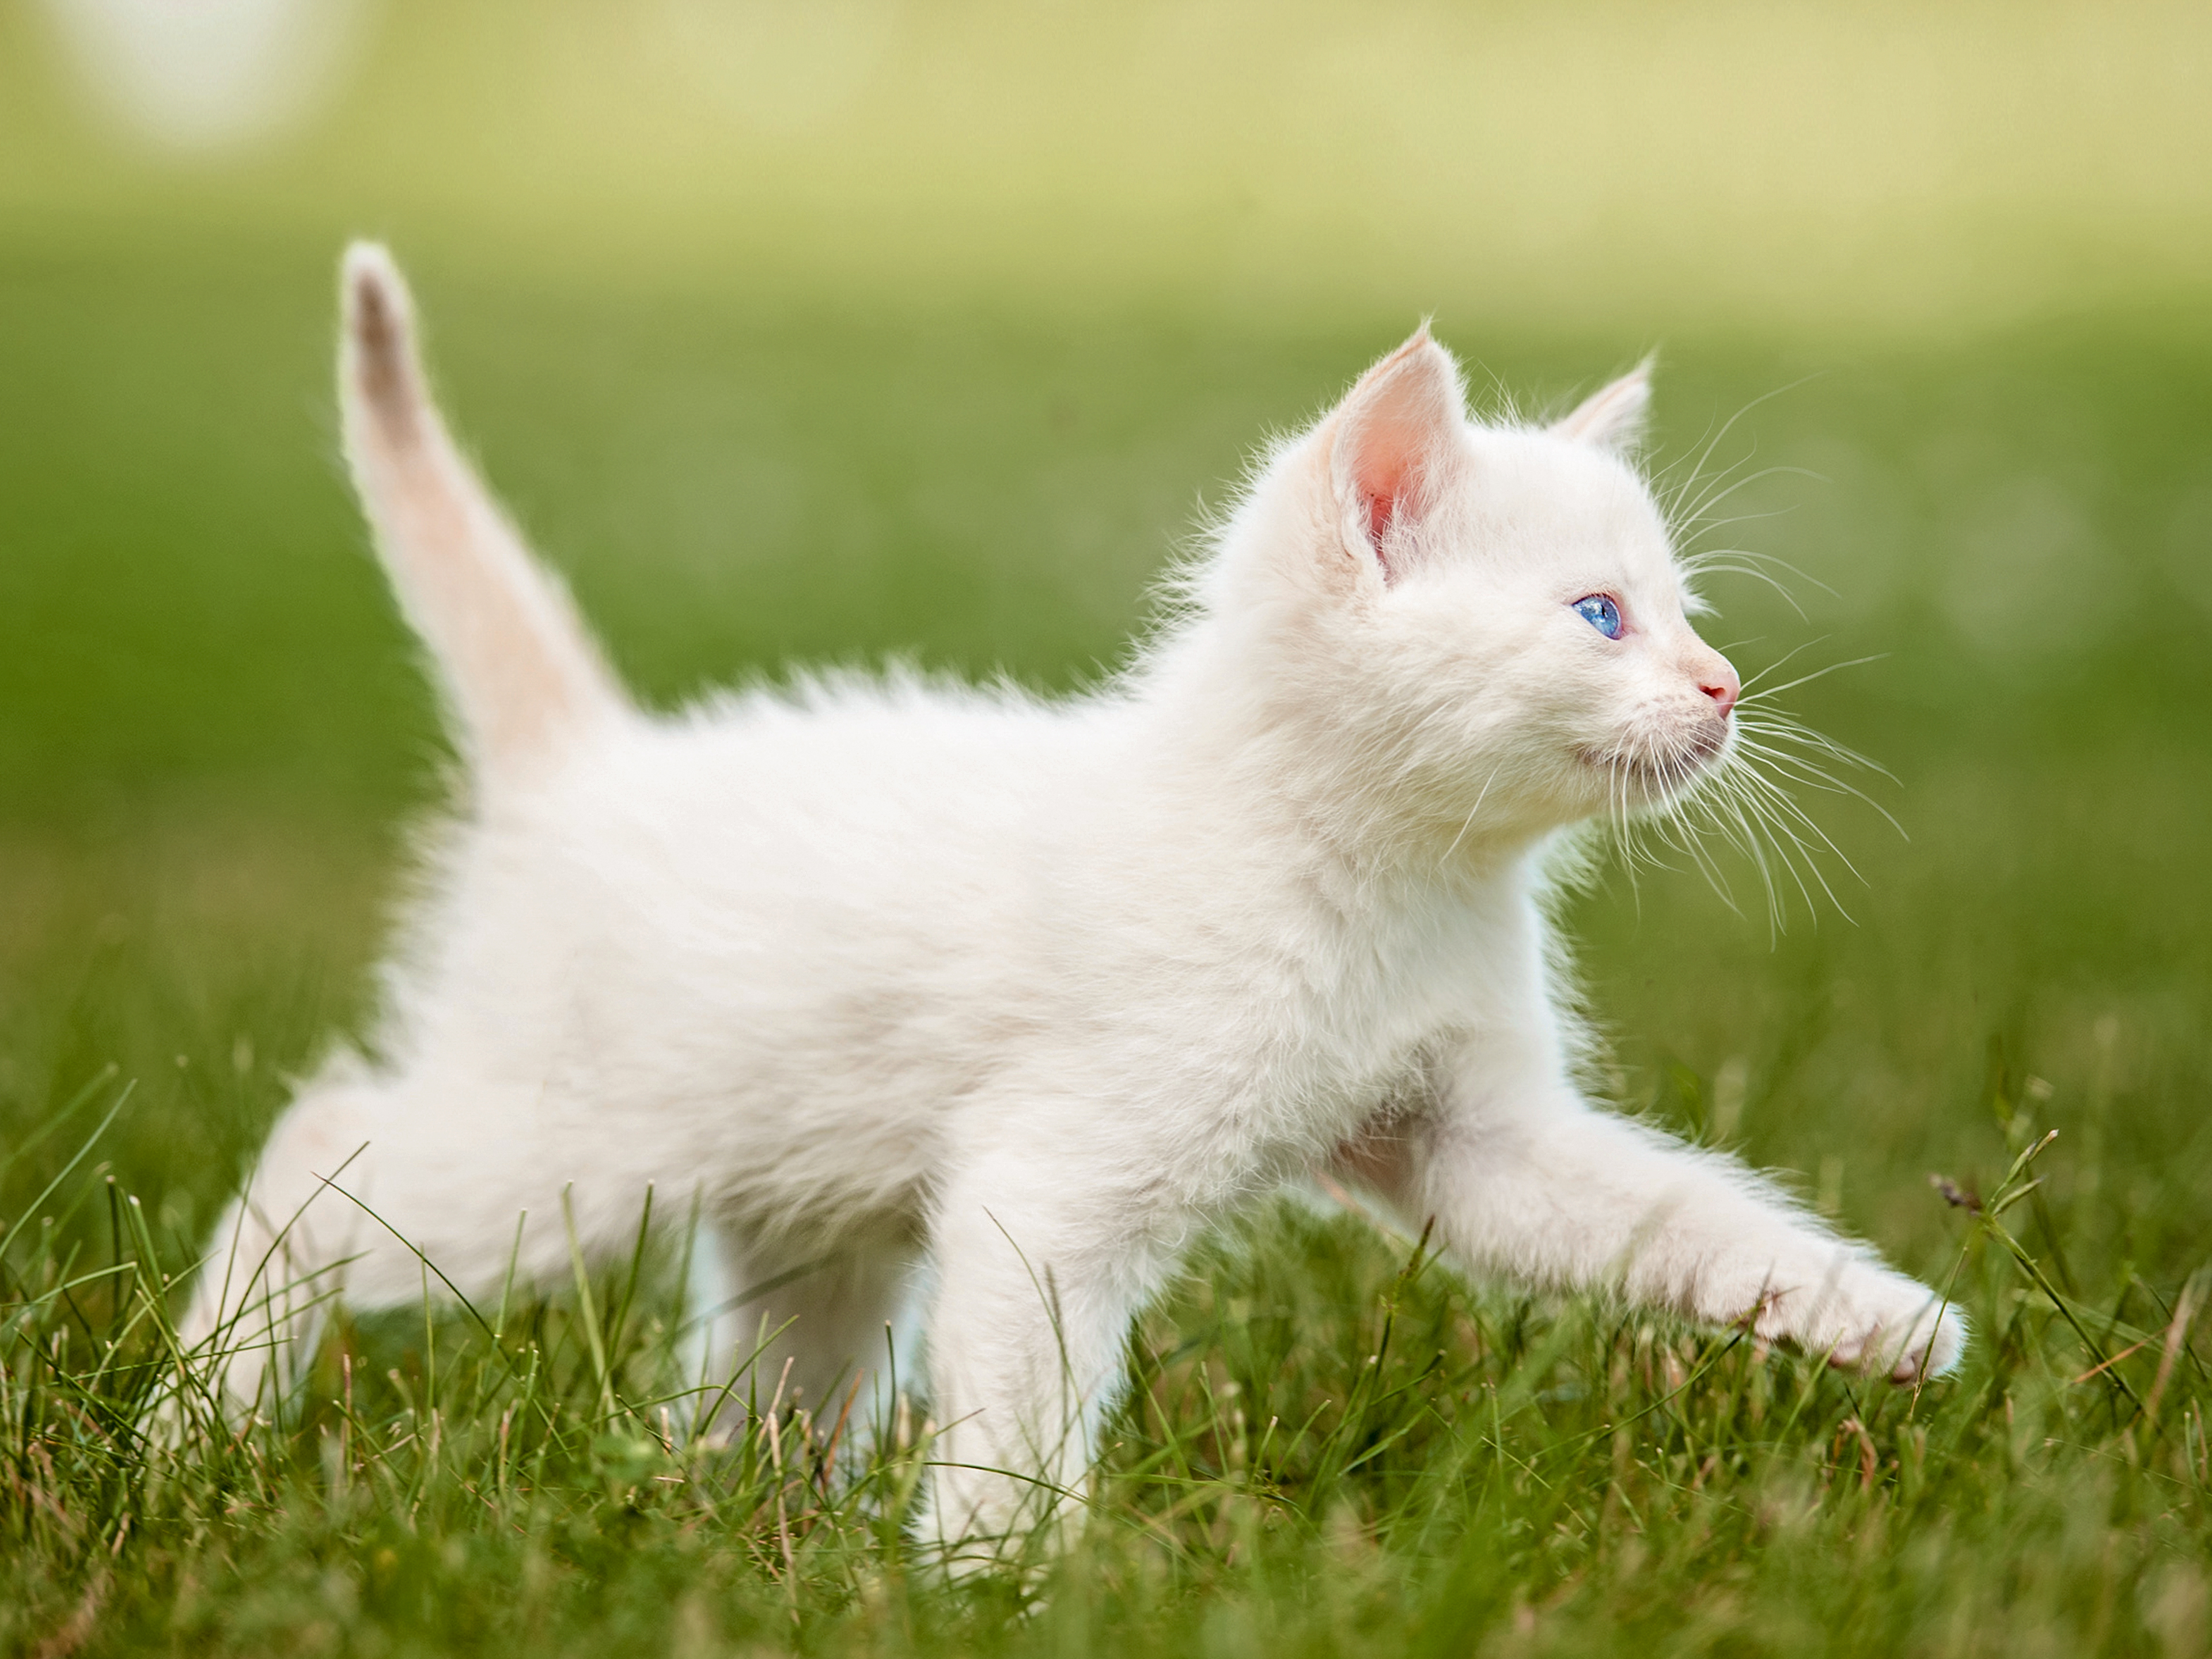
[1126,622,1561,889]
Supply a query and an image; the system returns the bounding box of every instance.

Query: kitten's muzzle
[1579,714,1733,801]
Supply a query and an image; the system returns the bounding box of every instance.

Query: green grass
[2,241,2209,1656]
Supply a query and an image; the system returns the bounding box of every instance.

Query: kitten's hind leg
[681,1228,920,1450]
[676,1221,745,1438]
[173,1076,388,1426]
[173,1073,572,1429]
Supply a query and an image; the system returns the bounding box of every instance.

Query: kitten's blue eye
[1573,594,1624,639]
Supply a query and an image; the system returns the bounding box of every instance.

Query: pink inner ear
[1335,332,1464,581]
[1366,491,1394,550]
[1359,451,1415,579]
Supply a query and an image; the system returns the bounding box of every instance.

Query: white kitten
[177,245,1965,1550]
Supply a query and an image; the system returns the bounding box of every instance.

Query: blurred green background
[0,0,2207,1321]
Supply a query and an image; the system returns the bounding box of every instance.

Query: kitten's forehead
[1457,425,1673,570]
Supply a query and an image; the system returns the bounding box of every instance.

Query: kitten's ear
[1554,362,1652,452]
[1328,328,1466,580]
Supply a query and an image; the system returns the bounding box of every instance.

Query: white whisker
[1737,653,1888,704]
[1440,764,1503,865]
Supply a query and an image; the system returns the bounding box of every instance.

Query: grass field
[2,233,2209,1656]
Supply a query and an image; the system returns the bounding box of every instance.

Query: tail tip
[340,241,419,432]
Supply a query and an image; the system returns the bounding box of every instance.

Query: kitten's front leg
[919,1157,1169,1565]
[1341,1048,1965,1380]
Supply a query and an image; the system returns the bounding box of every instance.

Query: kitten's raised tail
[339,243,627,783]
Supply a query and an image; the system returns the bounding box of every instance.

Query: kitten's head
[1210,329,1739,849]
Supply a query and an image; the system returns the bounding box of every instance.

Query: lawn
[2,237,2207,1656]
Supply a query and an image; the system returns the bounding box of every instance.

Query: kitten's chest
[1290,922,1486,1109]
[1172,889,1522,1171]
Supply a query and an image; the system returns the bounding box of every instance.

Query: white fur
[177,248,1966,1551]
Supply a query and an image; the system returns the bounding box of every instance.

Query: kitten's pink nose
[1700,661,1740,719]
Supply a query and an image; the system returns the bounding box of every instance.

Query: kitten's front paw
[1737,1254,1967,1382]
